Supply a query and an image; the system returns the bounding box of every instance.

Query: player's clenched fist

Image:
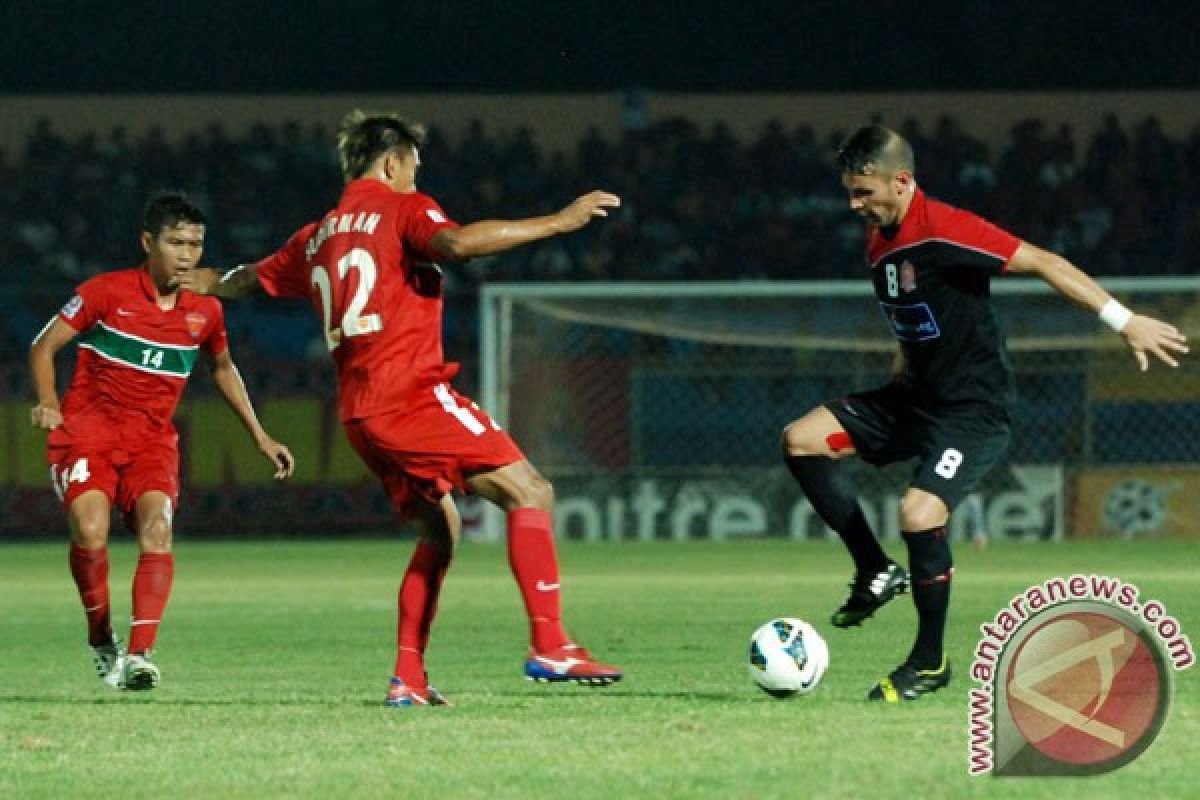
[30,403,63,430]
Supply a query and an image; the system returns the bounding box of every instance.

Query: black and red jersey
[866,188,1022,408]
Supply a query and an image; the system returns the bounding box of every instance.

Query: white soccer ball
[747,617,829,698]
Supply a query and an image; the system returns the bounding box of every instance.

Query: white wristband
[1099,299,1133,333]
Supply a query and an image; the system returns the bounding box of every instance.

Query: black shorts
[824,384,1011,510]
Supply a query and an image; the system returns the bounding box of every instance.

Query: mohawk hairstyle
[337,110,426,182]
[837,125,915,177]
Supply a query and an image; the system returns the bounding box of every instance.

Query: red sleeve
[402,193,459,259]
[942,206,1022,274]
[256,223,319,298]
[201,299,229,356]
[57,276,108,332]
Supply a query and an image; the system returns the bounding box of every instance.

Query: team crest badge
[185,312,207,340]
[900,260,917,292]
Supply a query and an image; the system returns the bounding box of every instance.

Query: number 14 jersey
[53,267,228,448]
[256,179,461,421]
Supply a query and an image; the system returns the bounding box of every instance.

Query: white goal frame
[478,277,1199,541]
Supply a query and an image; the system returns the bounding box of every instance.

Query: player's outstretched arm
[1007,241,1189,371]
[28,317,78,430]
[208,350,295,480]
[177,264,262,299]
[430,190,620,260]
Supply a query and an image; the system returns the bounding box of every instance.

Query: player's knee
[419,530,458,556]
[899,504,948,533]
[71,515,110,548]
[418,500,461,551]
[137,515,173,553]
[781,421,820,457]
[516,473,554,511]
[532,475,555,511]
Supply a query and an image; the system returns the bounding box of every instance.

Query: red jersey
[866,188,1022,407]
[52,267,228,446]
[255,179,459,421]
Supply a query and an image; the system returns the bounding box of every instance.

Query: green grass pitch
[1,538,1196,799]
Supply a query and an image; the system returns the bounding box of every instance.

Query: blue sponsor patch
[879,301,941,341]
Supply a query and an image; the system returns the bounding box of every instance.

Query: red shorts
[47,438,180,514]
[343,382,524,517]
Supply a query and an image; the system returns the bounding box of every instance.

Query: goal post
[479,278,1200,543]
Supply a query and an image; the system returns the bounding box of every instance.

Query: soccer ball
[747,618,829,698]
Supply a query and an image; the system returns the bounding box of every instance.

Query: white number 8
[885,263,899,298]
[934,448,964,479]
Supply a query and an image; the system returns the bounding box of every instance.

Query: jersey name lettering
[304,211,382,260]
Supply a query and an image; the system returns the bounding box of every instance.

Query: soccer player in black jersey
[782,125,1188,702]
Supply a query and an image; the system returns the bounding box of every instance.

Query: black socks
[784,454,889,574]
[903,525,953,670]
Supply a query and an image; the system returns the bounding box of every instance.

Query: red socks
[69,543,112,647]
[70,546,175,653]
[128,552,174,654]
[394,541,452,687]
[507,508,570,653]
[392,508,568,684]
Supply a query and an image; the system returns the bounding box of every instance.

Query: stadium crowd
[3,111,1200,362]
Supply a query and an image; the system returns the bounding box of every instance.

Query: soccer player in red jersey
[781,126,1188,702]
[30,193,295,691]
[181,111,623,706]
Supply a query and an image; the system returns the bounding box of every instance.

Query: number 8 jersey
[868,188,1022,408]
[52,267,228,447]
[255,179,460,421]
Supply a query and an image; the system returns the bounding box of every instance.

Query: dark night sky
[3,1,1196,93]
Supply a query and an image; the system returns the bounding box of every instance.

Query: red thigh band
[825,431,853,452]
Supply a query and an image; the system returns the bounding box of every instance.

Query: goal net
[479,279,1200,543]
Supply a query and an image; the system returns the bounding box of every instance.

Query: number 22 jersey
[255,179,460,421]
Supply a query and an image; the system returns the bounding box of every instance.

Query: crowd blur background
[5,108,1200,375]
[4,2,1198,379]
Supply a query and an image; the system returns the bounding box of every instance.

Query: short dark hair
[337,110,426,182]
[837,125,915,177]
[142,192,207,236]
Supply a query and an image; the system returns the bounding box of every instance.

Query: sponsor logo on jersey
[185,312,207,340]
[900,260,917,292]
[62,295,84,319]
[879,301,941,341]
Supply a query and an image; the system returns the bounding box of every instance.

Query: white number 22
[311,248,383,351]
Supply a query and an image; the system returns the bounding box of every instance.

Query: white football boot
[91,634,126,689]
[121,652,161,691]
